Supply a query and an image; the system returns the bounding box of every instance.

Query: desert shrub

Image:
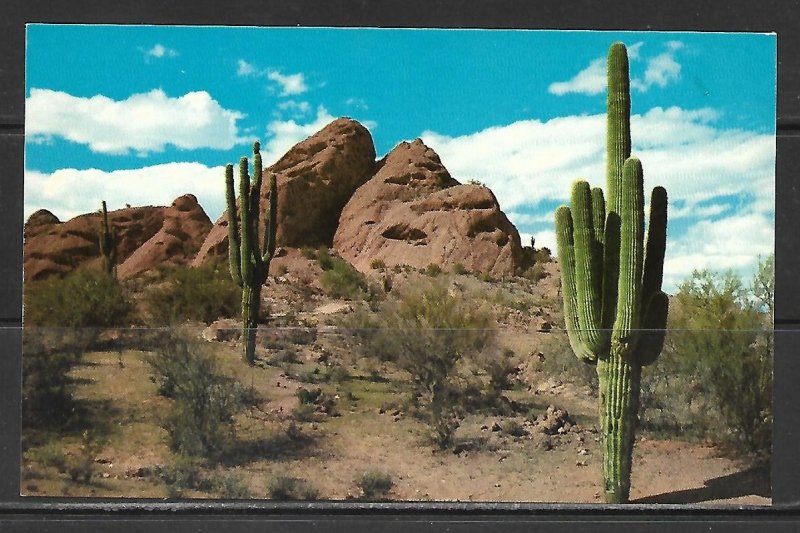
[352,280,494,448]
[209,470,251,499]
[266,476,320,501]
[533,247,552,264]
[160,454,208,496]
[370,258,386,270]
[537,332,598,390]
[357,470,393,499]
[276,263,289,276]
[292,403,317,422]
[300,247,318,260]
[143,263,240,325]
[480,348,518,396]
[26,441,67,472]
[452,262,469,275]
[24,269,133,328]
[521,263,547,283]
[146,338,243,461]
[500,419,527,437]
[642,262,772,457]
[315,247,335,270]
[22,328,100,429]
[425,263,442,277]
[319,256,368,300]
[66,430,106,484]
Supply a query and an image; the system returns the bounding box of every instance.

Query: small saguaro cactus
[554,42,670,503]
[98,200,118,279]
[225,140,278,365]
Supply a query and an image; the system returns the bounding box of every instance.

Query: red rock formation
[117,194,212,279]
[24,205,165,282]
[192,117,377,265]
[333,139,524,276]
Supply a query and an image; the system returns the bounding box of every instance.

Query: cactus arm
[592,187,606,249]
[555,205,597,363]
[606,41,632,214]
[570,181,606,354]
[238,157,253,284]
[250,141,263,260]
[612,157,645,350]
[636,291,669,366]
[641,186,668,306]
[225,164,243,287]
[262,173,278,265]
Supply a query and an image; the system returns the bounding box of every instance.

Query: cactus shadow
[632,461,770,504]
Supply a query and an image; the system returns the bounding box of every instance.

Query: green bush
[452,262,469,275]
[24,269,133,328]
[143,264,240,325]
[537,332,598,391]
[160,454,207,496]
[352,280,494,448]
[319,256,368,300]
[370,258,386,270]
[425,263,442,277]
[146,337,243,461]
[521,263,547,283]
[210,470,252,499]
[357,470,393,499]
[642,262,773,457]
[266,476,320,500]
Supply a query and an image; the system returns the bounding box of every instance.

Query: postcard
[22,25,775,504]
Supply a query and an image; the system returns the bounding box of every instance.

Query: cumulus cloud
[662,212,773,291]
[143,44,178,60]
[421,106,774,292]
[276,100,312,119]
[26,88,245,155]
[260,105,337,165]
[548,58,607,96]
[24,163,226,221]
[237,59,256,76]
[549,41,683,96]
[266,69,308,96]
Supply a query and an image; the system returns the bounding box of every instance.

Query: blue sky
[24,26,776,291]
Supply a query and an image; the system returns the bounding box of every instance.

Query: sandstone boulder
[24,205,166,282]
[333,139,524,276]
[117,194,212,279]
[193,117,376,265]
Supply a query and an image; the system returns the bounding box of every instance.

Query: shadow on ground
[633,462,771,504]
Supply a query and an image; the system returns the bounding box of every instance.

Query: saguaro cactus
[226,141,278,365]
[554,42,669,503]
[98,200,117,279]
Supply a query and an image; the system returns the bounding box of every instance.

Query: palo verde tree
[225,141,278,365]
[554,42,670,503]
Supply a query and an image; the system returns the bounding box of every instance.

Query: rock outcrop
[24,205,166,282]
[117,194,212,279]
[192,118,376,265]
[333,139,524,276]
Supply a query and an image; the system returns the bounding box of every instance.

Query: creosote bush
[357,470,393,499]
[319,253,368,300]
[145,337,247,462]
[144,263,240,325]
[266,476,320,500]
[350,279,495,448]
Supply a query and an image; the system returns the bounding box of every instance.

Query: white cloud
[260,105,337,165]
[662,212,773,291]
[549,41,684,96]
[26,88,244,155]
[421,106,774,292]
[276,100,312,119]
[548,58,607,96]
[267,69,308,96]
[237,59,256,76]
[24,163,226,221]
[144,44,178,60]
[345,97,369,111]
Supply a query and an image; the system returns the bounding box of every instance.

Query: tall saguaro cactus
[554,42,669,503]
[226,141,278,365]
[98,200,117,279]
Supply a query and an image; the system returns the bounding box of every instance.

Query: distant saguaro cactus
[554,42,669,503]
[98,200,117,279]
[225,141,278,365]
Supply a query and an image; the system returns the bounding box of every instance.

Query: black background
[1,0,798,530]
